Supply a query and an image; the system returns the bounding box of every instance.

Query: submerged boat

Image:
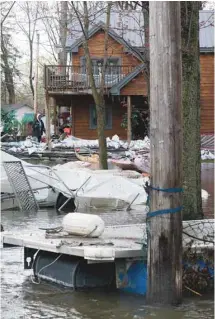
[1,150,58,209]
[51,166,149,211]
[74,174,148,211]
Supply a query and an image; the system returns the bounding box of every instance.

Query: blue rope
[147,206,183,219]
[149,186,183,193]
[146,185,183,219]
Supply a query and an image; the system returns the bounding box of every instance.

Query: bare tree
[1,1,15,27]
[37,3,58,62]
[38,1,74,67]
[16,2,39,99]
[1,1,17,104]
[71,1,112,169]
[59,1,68,66]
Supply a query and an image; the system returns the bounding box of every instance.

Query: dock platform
[2,220,214,262]
[2,224,147,261]
[2,220,214,294]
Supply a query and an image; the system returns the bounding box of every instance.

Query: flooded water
[1,164,214,319]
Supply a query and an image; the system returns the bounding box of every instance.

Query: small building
[1,103,34,122]
[1,103,34,136]
[44,10,214,140]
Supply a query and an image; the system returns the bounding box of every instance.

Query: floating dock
[2,224,147,260]
[2,220,214,294]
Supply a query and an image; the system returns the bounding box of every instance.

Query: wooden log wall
[200,53,214,134]
[72,30,140,68]
[63,95,127,140]
[121,72,148,96]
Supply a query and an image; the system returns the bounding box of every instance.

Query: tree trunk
[127,95,132,144]
[147,1,183,305]
[181,2,203,220]
[29,40,34,98]
[1,33,15,104]
[45,93,52,150]
[58,1,68,67]
[71,1,111,169]
[96,97,108,169]
[142,4,150,127]
[34,33,39,114]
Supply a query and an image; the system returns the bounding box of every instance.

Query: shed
[1,104,34,122]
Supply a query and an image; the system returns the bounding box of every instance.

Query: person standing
[32,113,46,142]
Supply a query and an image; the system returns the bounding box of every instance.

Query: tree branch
[1,1,15,27]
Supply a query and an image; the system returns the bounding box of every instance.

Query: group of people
[31,113,71,142]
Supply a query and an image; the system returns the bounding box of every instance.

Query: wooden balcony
[44,65,135,94]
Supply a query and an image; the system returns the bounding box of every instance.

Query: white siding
[15,106,33,122]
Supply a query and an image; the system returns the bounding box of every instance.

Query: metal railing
[44,65,135,91]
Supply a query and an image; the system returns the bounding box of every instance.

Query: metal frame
[3,161,39,212]
[26,164,76,212]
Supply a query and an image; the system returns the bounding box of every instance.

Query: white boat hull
[1,150,58,208]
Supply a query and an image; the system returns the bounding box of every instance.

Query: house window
[89,105,112,129]
[80,57,120,74]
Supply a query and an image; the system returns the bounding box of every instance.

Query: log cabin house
[44,10,214,140]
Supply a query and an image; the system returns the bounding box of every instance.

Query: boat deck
[2,220,214,262]
[2,224,147,261]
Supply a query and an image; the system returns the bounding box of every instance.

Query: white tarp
[75,174,148,210]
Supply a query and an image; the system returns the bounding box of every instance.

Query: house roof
[66,7,145,49]
[109,64,146,95]
[1,103,33,113]
[67,20,144,62]
[199,10,214,52]
[66,9,214,53]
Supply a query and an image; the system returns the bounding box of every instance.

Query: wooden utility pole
[127,96,132,144]
[147,2,183,305]
[34,32,39,114]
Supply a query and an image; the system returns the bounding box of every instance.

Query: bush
[1,109,19,134]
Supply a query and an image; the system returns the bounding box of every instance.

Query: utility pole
[34,32,39,114]
[147,1,183,305]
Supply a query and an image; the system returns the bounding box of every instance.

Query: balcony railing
[44,65,136,92]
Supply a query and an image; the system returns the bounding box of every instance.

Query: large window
[89,105,112,129]
[80,57,120,74]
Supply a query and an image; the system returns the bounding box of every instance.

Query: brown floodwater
[0,164,214,319]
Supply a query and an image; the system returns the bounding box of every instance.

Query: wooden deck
[44,65,135,94]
